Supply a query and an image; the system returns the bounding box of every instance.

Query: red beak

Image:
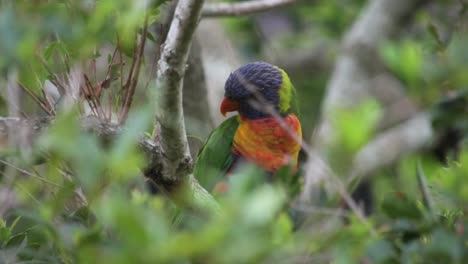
[220,97,239,116]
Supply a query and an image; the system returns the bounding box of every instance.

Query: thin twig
[37,54,67,96]
[15,183,42,205]
[0,159,62,187]
[104,47,119,82]
[117,36,125,103]
[92,56,97,84]
[82,74,102,118]
[82,74,98,115]
[54,33,71,74]
[101,47,119,121]
[416,161,435,217]
[120,33,139,111]
[81,72,106,118]
[17,82,54,116]
[41,88,56,115]
[120,15,149,124]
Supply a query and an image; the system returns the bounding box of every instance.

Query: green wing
[193,116,239,191]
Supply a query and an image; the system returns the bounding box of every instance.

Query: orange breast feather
[232,114,302,172]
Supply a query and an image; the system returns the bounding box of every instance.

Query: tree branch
[348,112,433,182]
[145,2,214,151]
[270,45,331,75]
[147,0,221,212]
[153,0,205,180]
[202,0,297,18]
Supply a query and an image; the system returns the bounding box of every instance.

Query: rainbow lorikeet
[194,62,302,193]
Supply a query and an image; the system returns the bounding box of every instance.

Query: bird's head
[220,61,294,119]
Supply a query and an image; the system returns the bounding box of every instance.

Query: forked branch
[153,0,205,180]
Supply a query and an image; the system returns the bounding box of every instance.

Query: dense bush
[0,1,467,263]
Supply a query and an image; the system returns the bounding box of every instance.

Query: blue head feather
[224,62,283,119]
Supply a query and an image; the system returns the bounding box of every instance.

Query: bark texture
[154,0,205,180]
[152,0,220,212]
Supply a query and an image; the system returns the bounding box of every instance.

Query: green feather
[277,67,293,114]
[277,67,300,118]
[193,116,239,191]
[289,83,301,118]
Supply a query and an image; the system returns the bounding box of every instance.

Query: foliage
[0,0,467,263]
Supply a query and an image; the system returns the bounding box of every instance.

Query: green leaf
[43,42,59,60]
[272,213,293,245]
[427,23,445,51]
[381,192,423,220]
[380,40,423,86]
[367,239,397,264]
[146,31,157,43]
[334,100,381,152]
[426,228,463,263]
[242,185,286,226]
[0,219,11,243]
[416,162,434,217]
[107,107,152,181]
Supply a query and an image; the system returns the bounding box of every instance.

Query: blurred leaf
[0,218,11,244]
[416,162,435,217]
[335,100,381,153]
[381,40,423,87]
[1,1,467,263]
[431,150,468,204]
[43,42,59,61]
[274,164,302,197]
[272,213,293,245]
[431,89,468,131]
[147,6,161,26]
[107,107,152,181]
[427,23,445,51]
[242,185,286,226]
[69,206,96,227]
[146,31,157,43]
[227,164,267,198]
[38,110,106,192]
[426,228,463,263]
[367,239,397,264]
[381,192,423,220]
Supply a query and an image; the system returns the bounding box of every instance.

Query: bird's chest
[232,115,302,172]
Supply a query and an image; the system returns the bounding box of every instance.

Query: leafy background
[0,0,467,263]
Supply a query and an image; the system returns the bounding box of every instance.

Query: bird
[193,62,302,193]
